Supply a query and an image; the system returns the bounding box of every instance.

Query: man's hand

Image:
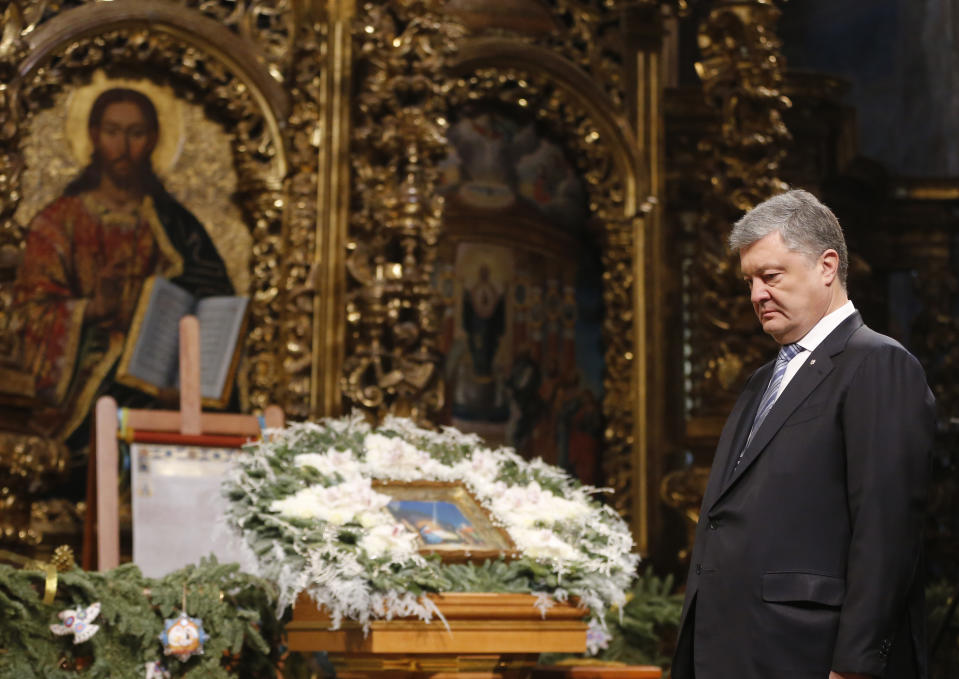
[829,672,873,679]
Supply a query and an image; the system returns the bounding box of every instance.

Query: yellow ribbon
[0,549,60,605]
[119,407,133,443]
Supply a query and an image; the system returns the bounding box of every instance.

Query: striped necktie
[733,342,802,470]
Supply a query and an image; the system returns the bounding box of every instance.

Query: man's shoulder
[848,323,908,353]
[846,322,926,372]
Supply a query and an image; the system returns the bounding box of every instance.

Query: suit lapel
[724,354,834,487]
[700,364,770,510]
[709,312,865,508]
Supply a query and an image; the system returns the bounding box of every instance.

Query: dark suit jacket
[671,313,935,679]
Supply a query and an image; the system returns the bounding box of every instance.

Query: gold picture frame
[373,480,517,563]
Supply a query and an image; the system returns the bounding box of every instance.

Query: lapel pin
[810,359,816,365]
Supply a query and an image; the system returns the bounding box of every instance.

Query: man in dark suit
[671,190,935,679]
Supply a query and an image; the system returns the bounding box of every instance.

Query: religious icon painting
[435,104,604,488]
[374,480,516,563]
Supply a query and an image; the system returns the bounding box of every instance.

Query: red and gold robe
[13,193,184,438]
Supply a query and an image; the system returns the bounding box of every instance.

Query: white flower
[510,527,582,561]
[491,481,590,528]
[586,620,612,655]
[450,449,501,483]
[271,477,392,525]
[270,487,325,520]
[357,510,392,528]
[294,448,361,478]
[363,433,435,480]
[360,522,420,559]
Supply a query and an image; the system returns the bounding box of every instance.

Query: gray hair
[728,189,848,287]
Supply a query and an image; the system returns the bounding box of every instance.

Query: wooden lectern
[88,316,283,571]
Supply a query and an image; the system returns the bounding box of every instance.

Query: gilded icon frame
[373,480,517,563]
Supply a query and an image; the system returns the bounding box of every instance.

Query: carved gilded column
[341,1,464,423]
[621,0,666,559]
[282,0,346,420]
[684,0,791,432]
[659,0,791,566]
[0,3,27,248]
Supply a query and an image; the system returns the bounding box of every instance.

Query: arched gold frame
[446,39,654,546]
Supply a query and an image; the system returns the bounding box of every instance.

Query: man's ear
[820,249,839,285]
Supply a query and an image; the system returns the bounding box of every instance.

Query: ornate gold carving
[538,0,627,110]
[276,7,327,420]
[0,3,49,550]
[0,1,29,260]
[190,0,296,74]
[0,433,69,547]
[683,0,791,424]
[342,0,465,423]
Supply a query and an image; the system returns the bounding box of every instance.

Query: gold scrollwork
[191,0,296,75]
[0,2,29,257]
[276,9,327,420]
[342,0,466,424]
[537,0,628,110]
[0,433,69,547]
[684,0,791,424]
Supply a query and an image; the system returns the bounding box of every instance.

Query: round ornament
[160,612,209,661]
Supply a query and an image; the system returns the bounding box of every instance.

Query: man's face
[739,231,833,345]
[90,101,156,186]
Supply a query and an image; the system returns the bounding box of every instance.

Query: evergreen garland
[0,557,284,678]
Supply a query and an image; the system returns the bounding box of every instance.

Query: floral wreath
[224,413,639,646]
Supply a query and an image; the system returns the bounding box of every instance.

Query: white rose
[360,523,420,559]
[357,510,392,528]
[510,527,581,561]
[491,482,590,528]
[364,433,433,479]
[271,487,324,519]
[294,449,362,478]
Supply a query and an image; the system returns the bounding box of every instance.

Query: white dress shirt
[780,300,856,392]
